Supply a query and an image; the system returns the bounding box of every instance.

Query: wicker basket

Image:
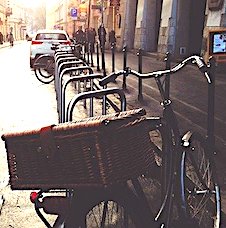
[2,108,156,190]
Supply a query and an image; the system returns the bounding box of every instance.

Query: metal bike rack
[60,73,103,123]
[57,66,94,115]
[66,88,126,122]
[55,59,87,95]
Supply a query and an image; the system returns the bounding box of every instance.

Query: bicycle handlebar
[99,55,211,86]
[99,70,126,86]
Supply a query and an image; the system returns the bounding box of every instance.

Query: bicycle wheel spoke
[100,201,108,227]
[181,133,220,228]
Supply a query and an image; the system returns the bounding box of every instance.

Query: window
[208,0,224,11]
[209,30,226,55]
[36,33,67,40]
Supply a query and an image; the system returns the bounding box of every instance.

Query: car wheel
[30,58,34,68]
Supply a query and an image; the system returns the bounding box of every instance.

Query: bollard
[96,42,100,71]
[164,52,171,99]
[207,56,216,147]
[90,43,94,67]
[101,44,106,75]
[122,46,127,90]
[86,44,90,65]
[137,48,143,101]
[111,44,115,72]
[83,44,86,62]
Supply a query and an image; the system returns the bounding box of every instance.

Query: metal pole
[207,57,216,147]
[90,43,94,67]
[96,42,100,71]
[73,20,76,38]
[122,45,127,90]
[111,44,115,72]
[100,0,106,76]
[87,0,91,29]
[87,45,90,65]
[164,52,171,99]
[101,0,106,114]
[137,48,143,101]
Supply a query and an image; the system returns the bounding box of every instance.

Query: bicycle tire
[180,133,221,228]
[34,55,55,84]
[62,186,156,228]
[130,126,181,227]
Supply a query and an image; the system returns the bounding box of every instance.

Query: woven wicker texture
[2,108,156,190]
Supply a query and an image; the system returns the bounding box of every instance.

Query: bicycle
[33,43,82,84]
[2,56,221,227]
[98,55,221,227]
[3,107,158,228]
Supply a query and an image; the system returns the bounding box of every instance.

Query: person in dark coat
[74,26,85,45]
[84,28,89,53]
[109,30,116,47]
[88,27,96,53]
[0,32,3,44]
[98,25,106,49]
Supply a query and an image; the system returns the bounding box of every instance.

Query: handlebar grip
[195,56,207,72]
[194,56,212,83]
[99,72,118,86]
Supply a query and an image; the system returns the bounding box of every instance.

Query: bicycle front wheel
[34,55,55,84]
[65,186,155,228]
[180,133,221,228]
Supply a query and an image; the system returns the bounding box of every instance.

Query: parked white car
[30,29,71,68]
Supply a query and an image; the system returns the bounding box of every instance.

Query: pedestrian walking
[74,26,85,45]
[88,27,96,53]
[109,30,116,47]
[84,28,89,54]
[8,32,14,47]
[0,32,3,44]
[98,25,106,50]
[73,26,85,57]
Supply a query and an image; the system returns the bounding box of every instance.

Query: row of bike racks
[52,44,127,124]
[51,44,180,125]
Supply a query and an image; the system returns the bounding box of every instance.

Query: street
[0,41,58,227]
[0,41,226,226]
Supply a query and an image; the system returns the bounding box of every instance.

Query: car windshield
[36,33,67,40]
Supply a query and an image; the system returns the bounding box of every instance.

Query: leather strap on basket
[40,125,57,159]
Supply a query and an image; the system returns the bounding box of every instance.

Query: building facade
[0,0,9,41]
[0,0,27,41]
[46,0,121,40]
[45,0,226,60]
[8,0,27,40]
[121,0,226,60]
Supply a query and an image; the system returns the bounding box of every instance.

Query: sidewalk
[97,49,226,217]
[0,40,25,49]
[93,49,226,186]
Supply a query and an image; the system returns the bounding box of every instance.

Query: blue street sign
[70,8,78,18]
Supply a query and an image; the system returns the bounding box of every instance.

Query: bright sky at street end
[16,0,58,8]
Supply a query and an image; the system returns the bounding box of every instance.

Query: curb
[0,40,25,49]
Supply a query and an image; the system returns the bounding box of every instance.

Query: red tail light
[60,40,71,45]
[30,192,39,203]
[31,40,43,45]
